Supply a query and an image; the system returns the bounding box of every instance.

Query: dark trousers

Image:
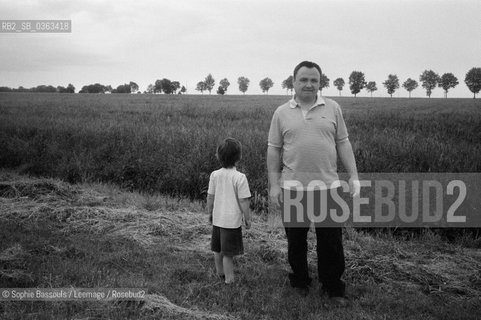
[282,188,346,297]
[284,226,345,297]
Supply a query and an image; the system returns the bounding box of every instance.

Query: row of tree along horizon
[1,68,480,98]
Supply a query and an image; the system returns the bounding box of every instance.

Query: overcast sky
[1,0,480,97]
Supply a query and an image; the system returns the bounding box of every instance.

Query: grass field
[1,94,481,319]
[1,93,481,212]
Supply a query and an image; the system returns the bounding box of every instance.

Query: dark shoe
[288,273,312,288]
[320,281,346,298]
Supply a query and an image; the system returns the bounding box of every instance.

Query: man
[267,61,360,305]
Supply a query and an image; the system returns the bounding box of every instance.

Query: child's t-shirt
[208,167,251,229]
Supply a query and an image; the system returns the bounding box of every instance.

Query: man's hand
[349,176,360,198]
[269,185,282,208]
[267,146,282,209]
[245,220,251,230]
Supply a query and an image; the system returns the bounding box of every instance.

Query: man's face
[294,67,321,100]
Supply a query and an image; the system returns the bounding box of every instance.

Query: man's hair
[293,61,322,80]
[217,138,242,168]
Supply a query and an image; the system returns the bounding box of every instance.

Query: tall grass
[1,93,481,211]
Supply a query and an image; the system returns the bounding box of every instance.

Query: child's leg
[214,252,224,276]
[223,255,235,284]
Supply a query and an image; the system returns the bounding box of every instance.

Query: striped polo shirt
[268,95,349,190]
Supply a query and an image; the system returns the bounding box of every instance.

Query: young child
[206,137,251,284]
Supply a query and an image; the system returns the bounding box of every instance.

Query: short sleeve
[268,109,283,148]
[207,172,216,195]
[335,104,349,143]
[236,174,251,199]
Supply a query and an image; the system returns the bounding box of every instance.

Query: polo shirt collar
[289,93,326,109]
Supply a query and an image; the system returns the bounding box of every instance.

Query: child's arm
[239,198,251,229]
[206,194,214,224]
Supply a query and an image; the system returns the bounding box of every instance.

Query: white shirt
[208,167,251,228]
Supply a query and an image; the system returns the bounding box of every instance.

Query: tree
[129,81,139,93]
[180,86,187,94]
[171,81,181,94]
[154,80,163,94]
[281,75,294,95]
[349,71,366,97]
[419,70,440,98]
[366,81,378,97]
[319,74,330,93]
[114,84,131,93]
[33,85,57,93]
[237,77,250,94]
[259,77,274,94]
[219,78,230,93]
[160,78,174,94]
[145,84,154,94]
[58,83,75,93]
[383,75,399,97]
[79,83,107,93]
[333,78,345,96]
[465,68,481,99]
[438,73,458,98]
[66,83,75,93]
[402,78,418,98]
[196,81,207,94]
[16,86,29,92]
[204,74,215,94]
[217,86,225,95]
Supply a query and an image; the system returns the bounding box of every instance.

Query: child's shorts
[211,225,244,256]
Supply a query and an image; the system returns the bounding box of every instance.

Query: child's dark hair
[217,138,242,168]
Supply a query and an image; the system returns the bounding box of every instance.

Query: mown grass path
[1,171,480,319]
